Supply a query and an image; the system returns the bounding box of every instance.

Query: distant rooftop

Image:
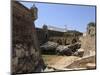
[48,25,66,32]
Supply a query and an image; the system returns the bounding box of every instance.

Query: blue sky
[20,1,96,32]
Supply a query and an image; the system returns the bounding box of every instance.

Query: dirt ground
[42,55,80,70]
[42,54,96,71]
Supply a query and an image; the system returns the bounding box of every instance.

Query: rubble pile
[40,41,58,54]
[73,48,84,57]
[40,41,83,57]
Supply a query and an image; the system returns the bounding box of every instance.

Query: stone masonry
[12,1,45,74]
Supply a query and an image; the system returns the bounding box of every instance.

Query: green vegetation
[88,22,96,27]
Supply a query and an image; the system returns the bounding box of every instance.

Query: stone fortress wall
[36,27,83,45]
[12,1,45,74]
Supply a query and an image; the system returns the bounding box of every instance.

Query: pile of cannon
[40,41,84,57]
